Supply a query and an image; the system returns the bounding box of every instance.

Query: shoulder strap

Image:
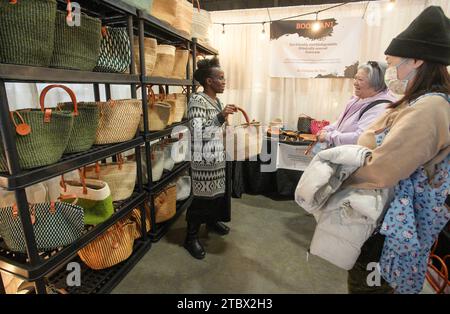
[358,99,393,120]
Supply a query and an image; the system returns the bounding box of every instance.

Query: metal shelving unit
[0,0,219,294]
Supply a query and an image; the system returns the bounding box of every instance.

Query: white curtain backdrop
[209,0,450,128]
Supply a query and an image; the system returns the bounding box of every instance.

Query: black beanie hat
[385,6,450,65]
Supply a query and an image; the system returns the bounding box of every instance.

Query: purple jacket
[323,90,397,146]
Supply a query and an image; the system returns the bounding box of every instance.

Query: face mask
[384,59,416,95]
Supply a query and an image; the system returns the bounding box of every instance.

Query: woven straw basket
[85,159,137,202]
[152,45,175,77]
[173,0,193,37]
[151,0,177,26]
[95,99,142,145]
[154,184,177,223]
[134,37,157,75]
[171,49,189,79]
[78,220,136,270]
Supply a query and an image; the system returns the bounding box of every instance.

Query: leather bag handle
[39,84,79,119]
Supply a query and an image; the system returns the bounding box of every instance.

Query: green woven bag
[0,85,79,172]
[94,26,131,73]
[0,0,57,66]
[58,101,100,154]
[50,10,102,71]
[122,0,153,14]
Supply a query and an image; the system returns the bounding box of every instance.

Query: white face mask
[384,59,416,96]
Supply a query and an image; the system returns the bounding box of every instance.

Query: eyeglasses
[368,61,380,72]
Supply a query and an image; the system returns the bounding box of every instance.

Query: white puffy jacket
[295,145,392,270]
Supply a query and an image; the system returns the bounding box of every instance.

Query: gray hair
[358,61,388,92]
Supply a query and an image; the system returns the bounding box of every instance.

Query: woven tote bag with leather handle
[50,8,102,71]
[0,0,56,67]
[128,206,151,240]
[0,87,76,172]
[94,26,131,73]
[78,220,136,270]
[154,184,177,223]
[133,36,157,75]
[85,156,137,202]
[0,201,84,253]
[226,107,263,161]
[95,99,142,145]
[138,86,171,132]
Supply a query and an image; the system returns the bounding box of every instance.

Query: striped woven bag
[94,26,131,73]
[78,220,136,270]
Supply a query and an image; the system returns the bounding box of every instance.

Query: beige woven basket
[78,220,136,270]
[133,37,157,75]
[151,0,177,26]
[154,184,177,223]
[152,44,175,77]
[138,86,171,131]
[95,99,142,144]
[166,93,187,123]
[173,0,193,37]
[85,159,137,202]
[171,49,189,79]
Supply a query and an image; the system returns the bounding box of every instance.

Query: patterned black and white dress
[187,92,230,224]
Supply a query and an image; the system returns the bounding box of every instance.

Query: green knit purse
[0,0,57,66]
[58,101,100,154]
[50,10,102,71]
[60,172,114,226]
[0,85,78,172]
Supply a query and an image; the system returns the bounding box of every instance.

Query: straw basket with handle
[152,44,176,78]
[226,106,262,161]
[138,85,171,132]
[95,98,142,145]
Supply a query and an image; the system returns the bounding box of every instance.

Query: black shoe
[184,223,206,260]
[207,221,230,235]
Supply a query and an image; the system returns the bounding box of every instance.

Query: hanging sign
[269,17,362,78]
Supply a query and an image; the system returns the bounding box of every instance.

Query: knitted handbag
[84,155,137,202]
[154,184,177,223]
[297,114,313,134]
[140,144,165,184]
[121,0,153,14]
[0,201,84,253]
[94,26,131,73]
[310,119,330,135]
[78,220,136,270]
[48,84,99,154]
[60,170,114,226]
[0,0,56,67]
[0,87,77,172]
[95,98,143,144]
[50,8,102,71]
[192,7,212,46]
[128,206,151,240]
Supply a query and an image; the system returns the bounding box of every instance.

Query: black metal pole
[128,14,137,99]
[0,81,47,294]
[135,146,143,193]
[192,38,198,88]
[148,194,157,239]
[105,83,112,101]
[94,83,101,102]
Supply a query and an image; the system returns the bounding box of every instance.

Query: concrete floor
[113,194,348,294]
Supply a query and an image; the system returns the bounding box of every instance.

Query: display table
[231,137,314,198]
